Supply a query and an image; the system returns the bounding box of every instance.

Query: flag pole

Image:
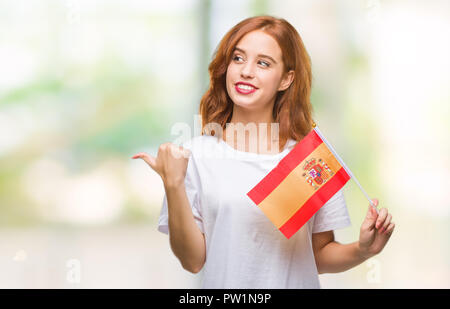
[312,122,379,214]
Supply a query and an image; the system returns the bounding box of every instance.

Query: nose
[240,61,255,79]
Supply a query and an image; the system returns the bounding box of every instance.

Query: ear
[278,70,295,91]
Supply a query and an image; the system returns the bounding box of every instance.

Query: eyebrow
[233,47,278,64]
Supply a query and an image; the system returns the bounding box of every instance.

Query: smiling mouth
[235,84,257,94]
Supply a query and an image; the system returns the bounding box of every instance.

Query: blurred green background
[0,0,449,288]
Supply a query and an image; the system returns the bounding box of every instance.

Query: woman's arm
[132,143,206,274]
[312,199,395,274]
[312,231,366,274]
[165,182,206,273]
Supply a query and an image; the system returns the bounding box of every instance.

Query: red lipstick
[235,82,258,94]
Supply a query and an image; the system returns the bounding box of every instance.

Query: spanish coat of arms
[301,158,334,190]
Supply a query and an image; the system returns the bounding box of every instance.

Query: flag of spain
[247,127,351,239]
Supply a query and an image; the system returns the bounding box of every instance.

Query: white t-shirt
[157,134,351,289]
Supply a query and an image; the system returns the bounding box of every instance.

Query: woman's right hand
[131,143,191,188]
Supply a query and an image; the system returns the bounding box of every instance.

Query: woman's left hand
[358,198,395,259]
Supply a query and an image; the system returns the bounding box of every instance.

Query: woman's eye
[232,55,270,67]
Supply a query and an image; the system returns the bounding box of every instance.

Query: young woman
[132,16,395,288]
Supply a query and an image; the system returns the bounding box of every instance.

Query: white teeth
[237,84,255,90]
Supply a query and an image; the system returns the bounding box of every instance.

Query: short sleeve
[312,189,351,233]
[157,153,204,235]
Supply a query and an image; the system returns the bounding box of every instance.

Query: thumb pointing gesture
[131,143,191,188]
[131,152,156,170]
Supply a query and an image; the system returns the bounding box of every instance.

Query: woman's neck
[220,103,289,154]
[228,103,274,125]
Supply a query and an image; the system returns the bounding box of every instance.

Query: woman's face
[226,30,293,112]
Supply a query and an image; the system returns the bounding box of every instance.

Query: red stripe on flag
[279,167,351,239]
[247,129,323,205]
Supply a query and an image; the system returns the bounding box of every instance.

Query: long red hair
[199,15,314,151]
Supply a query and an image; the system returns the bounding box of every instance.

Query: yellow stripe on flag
[258,142,343,228]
